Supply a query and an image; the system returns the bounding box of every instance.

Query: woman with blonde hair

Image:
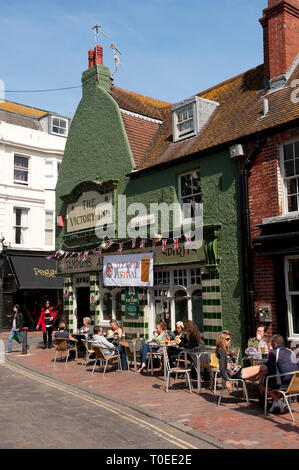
[107,319,123,341]
[216,330,267,393]
[79,317,94,337]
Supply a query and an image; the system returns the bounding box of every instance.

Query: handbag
[13,332,23,343]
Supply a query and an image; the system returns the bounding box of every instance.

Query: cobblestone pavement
[1,333,298,450]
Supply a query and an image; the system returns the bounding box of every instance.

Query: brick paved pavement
[1,333,298,449]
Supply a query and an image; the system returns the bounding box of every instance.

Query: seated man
[92,325,128,371]
[247,324,271,355]
[260,334,299,413]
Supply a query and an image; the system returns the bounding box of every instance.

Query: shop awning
[8,255,63,289]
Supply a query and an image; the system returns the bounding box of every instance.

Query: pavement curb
[5,355,232,450]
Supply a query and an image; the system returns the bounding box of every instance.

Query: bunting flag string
[46,232,196,260]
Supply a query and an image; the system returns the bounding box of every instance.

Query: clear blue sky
[1,0,267,117]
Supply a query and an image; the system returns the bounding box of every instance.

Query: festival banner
[103,252,154,287]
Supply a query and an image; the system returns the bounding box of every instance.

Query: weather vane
[110,43,123,76]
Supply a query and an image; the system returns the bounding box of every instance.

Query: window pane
[175,290,188,323]
[103,292,112,321]
[192,171,201,193]
[191,290,203,333]
[295,159,299,176]
[288,195,298,212]
[45,230,53,245]
[295,141,299,158]
[288,259,299,291]
[283,143,294,161]
[14,155,28,168]
[284,160,295,177]
[287,179,297,196]
[291,296,299,334]
[181,174,192,197]
[15,208,22,226]
[45,212,53,229]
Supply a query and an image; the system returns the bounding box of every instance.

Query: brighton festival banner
[103,253,153,287]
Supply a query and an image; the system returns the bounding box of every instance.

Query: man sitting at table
[91,325,128,371]
[247,324,271,355]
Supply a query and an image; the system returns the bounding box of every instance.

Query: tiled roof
[136,63,299,170]
[0,100,48,119]
[110,86,170,165]
[0,109,41,130]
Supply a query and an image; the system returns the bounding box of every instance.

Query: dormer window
[172,95,219,143]
[51,116,68,136]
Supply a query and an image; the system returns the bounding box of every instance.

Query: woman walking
[36,299,57,349]
[7,304,30,353]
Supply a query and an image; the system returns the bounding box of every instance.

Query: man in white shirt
[92,325,128,370]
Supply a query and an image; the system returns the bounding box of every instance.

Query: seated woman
[107,319,123,345]
[168,321,185,366]
[55,322,78,349]
[79,317,94,338]
[137,321,169,373]
[169,320,201,367]
[216,330,267,393]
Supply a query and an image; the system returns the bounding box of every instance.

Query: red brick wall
[247,127,299,335]
[260,0,299,81]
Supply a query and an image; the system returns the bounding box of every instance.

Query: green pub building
[55,45,246,347]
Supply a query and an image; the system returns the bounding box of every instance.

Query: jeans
[140,343,160,364]
[116,345,128,370]
[8,329,28,353]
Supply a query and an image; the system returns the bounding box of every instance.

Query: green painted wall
[56,62,245,349]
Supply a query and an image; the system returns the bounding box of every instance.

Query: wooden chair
[91,344,122,376]
[162,346,192,393]
[264,371,299,423]
[54,338,77,364]
[81,339,95,367]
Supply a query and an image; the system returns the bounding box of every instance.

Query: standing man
[7,304,30,353]
[36,299,57,349]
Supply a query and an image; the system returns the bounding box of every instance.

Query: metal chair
[264,371,299,423]
[91,344,122,376]
[162,346,192,393]
[217,375,250,407]
[210,348,240,394]
[81,339,95,367]
[54,338,77,364]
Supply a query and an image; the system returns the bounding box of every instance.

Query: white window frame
[178,169,202,224]
[44,159,61,190]
[172,96,198,142]
[14,154,30,186]
[13,207,29,246]
[45,211,54,247]
[284,255,299,341]
[51,115,68,136]
[280,139,299,215]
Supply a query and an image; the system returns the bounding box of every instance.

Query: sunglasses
[225,338,231,341]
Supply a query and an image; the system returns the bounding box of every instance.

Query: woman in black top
[169,320,201,367]
[216,330,267,393]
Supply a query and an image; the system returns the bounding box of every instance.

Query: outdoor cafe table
[177,345,215,394]
[119,338,145,372]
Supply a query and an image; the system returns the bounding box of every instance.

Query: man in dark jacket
[261,334,298,413]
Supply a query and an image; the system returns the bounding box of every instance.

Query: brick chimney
[88,45,103,68]
[259,0,299,88]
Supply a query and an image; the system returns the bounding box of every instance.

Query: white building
[0,100,71,329]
